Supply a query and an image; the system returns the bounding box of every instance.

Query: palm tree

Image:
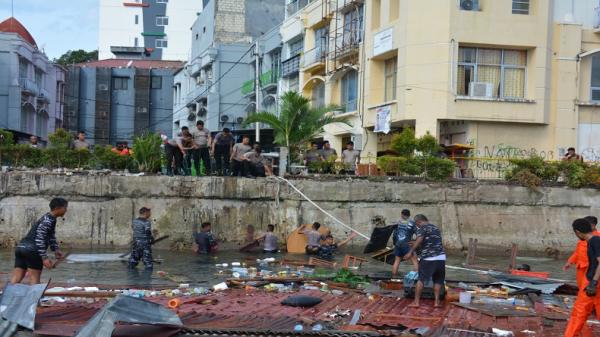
[244,91,352,153]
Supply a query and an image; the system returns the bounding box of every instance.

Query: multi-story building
[98,0,207,61]
[279,0,366,155]
[64,59,183,146]
[0,17,66,144]
[173,0,285,138]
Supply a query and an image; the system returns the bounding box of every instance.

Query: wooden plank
[286,225,329,254]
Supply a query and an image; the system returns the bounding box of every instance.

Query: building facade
[98,0,207,61]
[64,59,183,146]
[173,0,285,137]
[0,17,66,143]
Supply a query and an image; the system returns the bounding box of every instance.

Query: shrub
[423,157,456,181]
[132,133,162,173]
[510,169,542,189]
[417,132,441,157]
[0,129,14,165]
[507,156,560,183]
[559,160,588,188]
[93,145,130,170]
[390,129,417,157]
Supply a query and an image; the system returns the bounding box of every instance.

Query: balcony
[241,79,255,96]
[260,69,279,91]
[339,0,364,14]
[302,46,327,72]
[331,30,362,60]
[185,83,209,103]
[281,54,301,77]
[286,0,312,18]
[37,88,50,103]
[19,78,39,96]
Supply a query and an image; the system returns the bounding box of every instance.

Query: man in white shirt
[190,120,212,176]
[341,141,360,174]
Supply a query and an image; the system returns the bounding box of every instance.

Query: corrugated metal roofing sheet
[0,319,16,337]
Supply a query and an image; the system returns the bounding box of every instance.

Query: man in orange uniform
[564,218,600,337]
[564,216,600,289]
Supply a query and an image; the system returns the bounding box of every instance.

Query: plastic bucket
[459,291,472,304]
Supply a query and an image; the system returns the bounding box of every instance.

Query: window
[195,33,199,40]
[134,37,139,47]
[151,76,162,89]
[35,69,43,88]
[341,70,358,112]
[343,5,364,46]
[156,16,169,26]
[19,58,28,79]
[156,39,168,48]
[290,38,304,56]
[135,15,139,25]
[457,47,526,99]
[315,26,328,56]
[512,0,529,14]
[591,55,600,102]
[384,58,397,101]
[112,77,129,90]
[157,0,168,3]
[271,50,281,77]
[312,81,325,108]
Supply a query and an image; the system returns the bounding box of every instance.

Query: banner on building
[374,105,391,134]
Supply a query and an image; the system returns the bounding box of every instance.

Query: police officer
[128,207,154,270]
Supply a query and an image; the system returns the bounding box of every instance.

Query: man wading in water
[11,198,68,284]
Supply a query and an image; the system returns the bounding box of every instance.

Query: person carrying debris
[300,222,325,255]
[564,216,600,289]
[404,214,446,308]
[194,222,218,254]
[317,232,358,261]
[11,198,68,284]
[256,224,279,253]
[564,218,600,337]
[128,207,154,271]
[392,209,419,276]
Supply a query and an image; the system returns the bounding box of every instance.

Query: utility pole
[254,42,262,143]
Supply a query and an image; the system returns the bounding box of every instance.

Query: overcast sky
[0,0,98,60]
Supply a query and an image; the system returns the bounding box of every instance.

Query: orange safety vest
[568,231,600,269]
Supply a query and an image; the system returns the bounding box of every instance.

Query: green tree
[243,91,351,154]
[55,49,98,66]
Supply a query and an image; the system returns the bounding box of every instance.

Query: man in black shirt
[194,222,218,254]
[128,207,154,271]
[564,218,600,337]
[11,198,68,284]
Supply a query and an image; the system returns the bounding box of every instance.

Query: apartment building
[64,59,183,146]
[0,17,66,143]
[98,0,207,60]
[173,0,284,137]
[280,0,366,154]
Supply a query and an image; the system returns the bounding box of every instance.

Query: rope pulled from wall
[270,176,370,241]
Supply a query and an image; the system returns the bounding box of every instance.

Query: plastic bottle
[294,324,303,331]
[312,324,323,331]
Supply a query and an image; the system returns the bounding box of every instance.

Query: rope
[271,176,370,240]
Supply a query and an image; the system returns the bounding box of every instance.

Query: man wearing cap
[129,207,154,271]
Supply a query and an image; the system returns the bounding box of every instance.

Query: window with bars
[156,39,168,48]
[112,77,129,90]
[457,47,527,99]
[156,16,169,26]
[135,15,139,25]
[151,76,162,89]
[289,38,304,57]
[591,55,600,102]
[384,58,397,101]
[512,0,529,15]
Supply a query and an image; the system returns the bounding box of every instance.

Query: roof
[0,17,37,47]
[76,59,185,70]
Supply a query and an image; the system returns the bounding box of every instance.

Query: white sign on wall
[373,28,393,56]
[374,105,391,134]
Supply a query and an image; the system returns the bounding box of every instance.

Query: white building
[98,0,207,61]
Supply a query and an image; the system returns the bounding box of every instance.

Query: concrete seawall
[0,172,597,253]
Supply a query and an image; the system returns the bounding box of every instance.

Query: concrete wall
[0,172,595,253]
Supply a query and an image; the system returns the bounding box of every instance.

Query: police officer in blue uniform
[128,207,154,270]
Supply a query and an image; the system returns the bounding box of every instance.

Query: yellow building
[282,0,600,172]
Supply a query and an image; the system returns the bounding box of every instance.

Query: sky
[0,0,98,60]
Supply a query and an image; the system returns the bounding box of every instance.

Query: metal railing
[286,0,312,17]
[281,54,301,77]
[241,80,255,96]
[19,77,39,95]
[302,46,327,68]
[260,69,279,87]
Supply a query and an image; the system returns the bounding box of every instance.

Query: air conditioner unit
[197,103,207,116]
[196,76,205,85]
[236,117,244,124]
[469,82,493,98]
[220,115,229,123]
[460,0,480,11]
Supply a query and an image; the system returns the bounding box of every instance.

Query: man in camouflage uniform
[128,207,154,270]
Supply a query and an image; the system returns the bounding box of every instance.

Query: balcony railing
[332,30,362,58]
[286,0,312,17]
[19,78,39,96]
[260,69,279,87]
[281,54,301,77]
[241,79,255,96]
[302,46,327,68]
[37,88,50,102]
